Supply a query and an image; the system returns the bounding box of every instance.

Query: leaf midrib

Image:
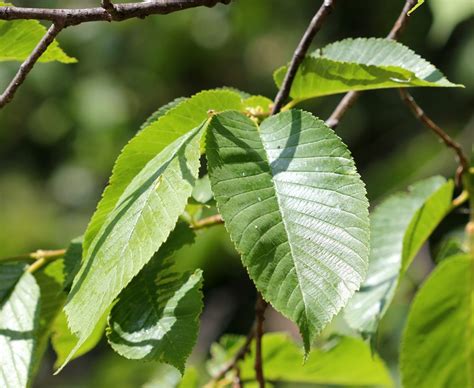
[255,118,312,332]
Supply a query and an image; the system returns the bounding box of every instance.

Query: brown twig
[212,324,256,382]
[325,0,417,128]
[0,0,232,25]
[398,88,469,184]
[254,294,268,388]
[271,0,336,115]
[0,22,64,108]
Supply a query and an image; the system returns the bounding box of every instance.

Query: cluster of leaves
[0,9,472,388]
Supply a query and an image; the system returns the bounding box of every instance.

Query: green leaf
[140,97,188,131]
[206,110,370,351]
[62,125,204,369]
[401,255,473,388]
[107,262,203,372]
[401,179,455,271]
[83,90,243,258]
[209,333,392,386]
[0,14,76,63]
[0,262,25,305]
[0,272,40,388]
[51,310,107,369]
[31,260,67,377]
[433,227,467,263]
[274,38,460,103]
[107,223,201,372]
[344,177,454,336]
[63,237,83,290]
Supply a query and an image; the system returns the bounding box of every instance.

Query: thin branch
[210,294,268,385]
[326,0,417,128]
[0,0,232,26]
[254,294,268,388]
[0,22,64,108]
[191,214,224,230]
[212,324,256,382]
[325,90,359,129]
[271,0,336,115]
[0,248,66,263]
[387,0,419,40]
[398,88,469,184]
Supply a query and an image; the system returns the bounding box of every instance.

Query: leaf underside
[207,109,369,351]
[107,223,202,372]
[0,272,40,388]
[62,125,204,368]
[82,90,243,257]
[274,38,460,102]
[344,176,454,336]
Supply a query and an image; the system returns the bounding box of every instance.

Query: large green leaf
[208,333,392,386]
[206,110,370,351]
[82,90,243,257]
[0,272,40,388]
[274,38,460,103]
[62,125,204,369]
[0,8,75,63]
[401,255,473,388]
[344,177,454,336]
[107,223,201,372]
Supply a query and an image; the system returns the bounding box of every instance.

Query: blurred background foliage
[0,0,473,386]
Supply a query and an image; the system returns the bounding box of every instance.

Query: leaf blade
[209,333,393,386]
[207,110,370,351]
[344,177,454,336]
[83,90,243,257]
[0,15,75,63]
[63,125,204,368]
[107,223,202,372]
[400,255,474,388]
[0,271,40,388]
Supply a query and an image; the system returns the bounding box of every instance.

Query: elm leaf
[207,110,369,352]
